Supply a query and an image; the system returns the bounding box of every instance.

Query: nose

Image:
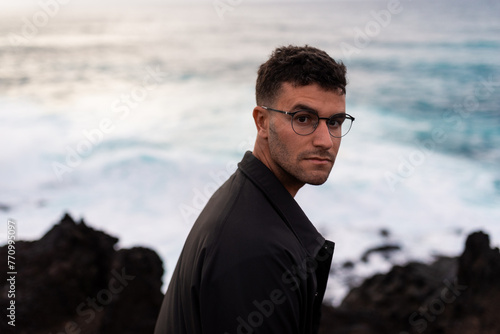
[312,119,335,149]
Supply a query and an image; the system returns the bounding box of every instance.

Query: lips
[304,156,333,164]
[306,157,331,161]
[299,151,335,165]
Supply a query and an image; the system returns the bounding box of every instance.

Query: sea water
[0,0,499,304]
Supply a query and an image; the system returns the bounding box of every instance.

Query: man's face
[263,82,345,195]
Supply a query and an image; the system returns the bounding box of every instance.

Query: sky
[0,0,389,10]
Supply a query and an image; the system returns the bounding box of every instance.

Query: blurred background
[1,0,499,304]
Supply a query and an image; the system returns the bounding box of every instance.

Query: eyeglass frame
[260,105,355,138]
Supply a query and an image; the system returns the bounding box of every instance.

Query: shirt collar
[238,151,326,257]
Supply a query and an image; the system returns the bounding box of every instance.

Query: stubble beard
[268,122,335,187]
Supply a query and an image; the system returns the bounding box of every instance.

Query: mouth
[304,157,333,165]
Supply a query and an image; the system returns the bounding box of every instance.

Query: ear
[253,106,270,139]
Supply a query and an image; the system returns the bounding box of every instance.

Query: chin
[304,170,332,185]
[304,175,330,186]
[307,180,328,186]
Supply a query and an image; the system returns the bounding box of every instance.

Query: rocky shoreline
[320,229,500,333]
[1,214,499,334]
[0,214,164,334]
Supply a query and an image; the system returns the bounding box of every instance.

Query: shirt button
[314,292,318,297]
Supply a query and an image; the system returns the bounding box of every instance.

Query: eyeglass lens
[292,111,352,137]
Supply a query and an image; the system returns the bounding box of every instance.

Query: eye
[293,111,316,126]
[328,115,346,128]
[328,119,340,127]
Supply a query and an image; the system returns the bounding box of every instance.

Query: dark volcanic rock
[360,243,401,263]
[319,231,500,334]
[100,247,164,334]
[0,213,164,334]
[2,215,498,334]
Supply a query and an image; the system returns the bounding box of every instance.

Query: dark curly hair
[256,45,347,106]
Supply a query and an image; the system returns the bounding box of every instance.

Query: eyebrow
[291,103,346,117]
[290,103,318,113]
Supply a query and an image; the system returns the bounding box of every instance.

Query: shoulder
[211,173,302,254]
[187,166,309,276]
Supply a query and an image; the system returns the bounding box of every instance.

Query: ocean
[1,0,499,304]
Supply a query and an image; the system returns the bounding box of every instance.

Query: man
[154,45,354,334]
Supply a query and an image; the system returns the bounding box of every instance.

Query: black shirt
[154,151,334,334]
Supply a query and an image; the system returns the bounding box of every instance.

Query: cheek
[269,119,310,161]
[269,128,295,161]
[334,138,342,151]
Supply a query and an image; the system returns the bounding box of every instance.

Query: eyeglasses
[261,106,355,138]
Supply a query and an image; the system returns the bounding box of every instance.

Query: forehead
[276,82,345,115]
